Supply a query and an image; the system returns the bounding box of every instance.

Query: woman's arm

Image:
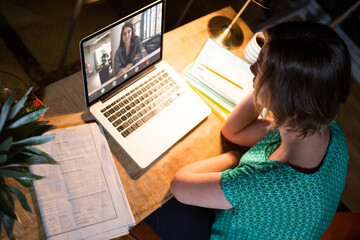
[221,92,272,147]
[132,37,143,66]
[115,57,135,77]
[170,151,241,209]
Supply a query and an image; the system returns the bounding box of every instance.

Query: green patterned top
[211,121,348,239]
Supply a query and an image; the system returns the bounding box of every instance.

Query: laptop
[79,0,211,168]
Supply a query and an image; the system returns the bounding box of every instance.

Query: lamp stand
[208,0,251,48]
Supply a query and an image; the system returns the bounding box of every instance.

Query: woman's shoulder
[323,121,348,168]
[133,36,141,43]
[327,121,348,155]
[250,128,281,151]
[329,121,346,141]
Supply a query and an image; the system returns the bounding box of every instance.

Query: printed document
[31,123,134,240]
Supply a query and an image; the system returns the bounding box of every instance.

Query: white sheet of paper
[187,38,253,104]
[31,123,134,240]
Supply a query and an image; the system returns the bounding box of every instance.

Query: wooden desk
[10,6,253,239]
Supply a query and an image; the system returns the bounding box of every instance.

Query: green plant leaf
[0,190,16,239]
[0,154,6,163]
[31,124,56,138]
[2,211,15,239]
[0,169,43,180]
[0,137,12,153]
[12,133,55,146]
[6,145,25,159]
[1,161,48,168]
[0,93,17,133]
[15,178,33,189]
[1,183,32,213]
[7,87,33,121]
[0,164,26,169]
[24,146,52,158]
[0,189,17,220]
[5,120,47,139]
[6,121,55,142]
[7,107,48,129]
[21,152,58,165]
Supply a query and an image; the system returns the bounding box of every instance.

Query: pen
[201,64,243,90]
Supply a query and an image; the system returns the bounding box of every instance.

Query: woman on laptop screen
[146,21,352,239]
[114,22,143,77]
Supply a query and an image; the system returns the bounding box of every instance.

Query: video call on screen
[82,2,163,103]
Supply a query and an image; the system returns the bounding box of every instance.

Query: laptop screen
[80,0,164,106]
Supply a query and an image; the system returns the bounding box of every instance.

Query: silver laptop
[79,0,211,168]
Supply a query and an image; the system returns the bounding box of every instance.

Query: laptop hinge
[101,65,157,103]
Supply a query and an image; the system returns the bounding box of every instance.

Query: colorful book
[184,38,254,121]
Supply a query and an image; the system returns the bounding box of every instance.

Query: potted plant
[0,87,57,239]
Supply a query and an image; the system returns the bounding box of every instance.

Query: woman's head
[120,22,135,47]
[252,21,352,136]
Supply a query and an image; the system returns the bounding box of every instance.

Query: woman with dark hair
[146,21,352,239]
[114,22,142,77]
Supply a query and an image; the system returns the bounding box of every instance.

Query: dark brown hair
[119,22,136,48]
[254,21,351,136]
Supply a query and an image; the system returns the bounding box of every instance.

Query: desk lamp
[208,0,275,48]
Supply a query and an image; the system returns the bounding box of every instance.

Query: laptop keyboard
[101,70,184,138]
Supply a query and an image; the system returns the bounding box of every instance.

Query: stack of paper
[184,38,254,121]
[31,123,134,240]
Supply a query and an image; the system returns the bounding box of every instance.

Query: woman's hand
[170,151,241,209]
[116,68,126,77]
[132,53,141,61]
[115,53,142,77]
[115,62,135,77]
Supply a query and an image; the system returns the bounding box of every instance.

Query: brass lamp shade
[208,0,275,48]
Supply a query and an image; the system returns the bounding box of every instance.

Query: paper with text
[31,123,134,240]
